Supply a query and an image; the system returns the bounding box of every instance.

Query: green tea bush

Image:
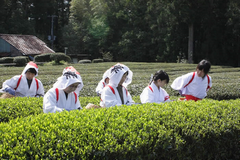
[92,59,104,63]
[0,57,14,63]
[44,60,68,66]
[0,99,239,159]
[207,83,240,100]
[13,56,29,66]
[0,96,168,123]
[78,59,91,63]
[0,96,101,123]
[34,53,52,62]
[50,53,71,63]
[0,97,43,122]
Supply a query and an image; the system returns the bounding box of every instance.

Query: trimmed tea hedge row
[0,57,14,63]
[0,97,43,123]
[0,99,239,159]
[34,53,71,64]
[0,96,144,123]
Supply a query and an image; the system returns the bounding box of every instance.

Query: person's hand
[4,87,15,96]
[35,94,44,97]
[179,90,183,96]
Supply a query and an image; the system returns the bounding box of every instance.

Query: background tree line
[0,0,239,66]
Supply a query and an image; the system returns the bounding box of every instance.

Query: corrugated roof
[0,34,55,55]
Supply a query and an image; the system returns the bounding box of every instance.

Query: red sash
[185,95,201,101]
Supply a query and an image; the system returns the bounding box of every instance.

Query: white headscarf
[108,64,127,87]
[114,63,133,87]
[21,61,39,77]
[102,68,111,82]
[53,71,82,90]
[61,66,84,92]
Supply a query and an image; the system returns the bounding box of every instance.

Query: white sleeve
[101,87,121,107]
[125,92,135,105]
[162,88,170,102]
[36,79,44,96]
[95,80,104,95]
[207,75,212,92]
[43,89,63,113]
[2,75,20,90]
[140,87,155,103]
[171,73,193,91]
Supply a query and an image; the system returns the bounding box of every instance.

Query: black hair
[25,68,37,75]
[150,70,169,84]
[196,59,211,75]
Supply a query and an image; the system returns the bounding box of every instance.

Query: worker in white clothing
[100,64,135,108]
[43,70,82,113]
[171,59,212,101]
[140,70,171,103]
[96,68,110,97]
[1,61,44,97]
[114,63,133,88]
[57,66,84,96]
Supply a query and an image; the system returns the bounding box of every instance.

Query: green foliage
[92,59,104,63]
[0,99,239,159]
[1,0,240,65]
[50,53,71,64]
[0,57,14,63]
[102,51,113,62]
[66,0,240,65]
[44,60,68,66]
[0,96,141,123]
[78,59,91,63]
[88,16,110,40]
[0,97,43,123]
[13,56,29,66]
[34,53,53,62]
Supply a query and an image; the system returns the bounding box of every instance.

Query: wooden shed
[0,34,55,59]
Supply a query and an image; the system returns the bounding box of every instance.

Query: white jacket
[171,72,212,99]
[100,85,135,107]
[43,88,81,113]
[2,62,44,97]
[44,70,82,113]
[96,80,107,96]
[140,82,170,103]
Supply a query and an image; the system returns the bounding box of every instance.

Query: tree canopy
[0,0,239,66]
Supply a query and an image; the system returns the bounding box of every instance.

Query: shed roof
[0,34,55,55]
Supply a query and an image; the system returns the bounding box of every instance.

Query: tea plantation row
[0,62,240,99]
[0,62,239,159]
[0,99,239,159]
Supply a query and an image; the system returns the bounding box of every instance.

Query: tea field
[0,62,239,159]
[0,62,239,100]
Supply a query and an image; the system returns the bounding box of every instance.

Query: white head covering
[102,68,111,82]
[115,63,133,87]
[21,61,39,77]
[108,64,127,87]
[61,66,84,92]
[53,71,82,90]
[62,66,80,75]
